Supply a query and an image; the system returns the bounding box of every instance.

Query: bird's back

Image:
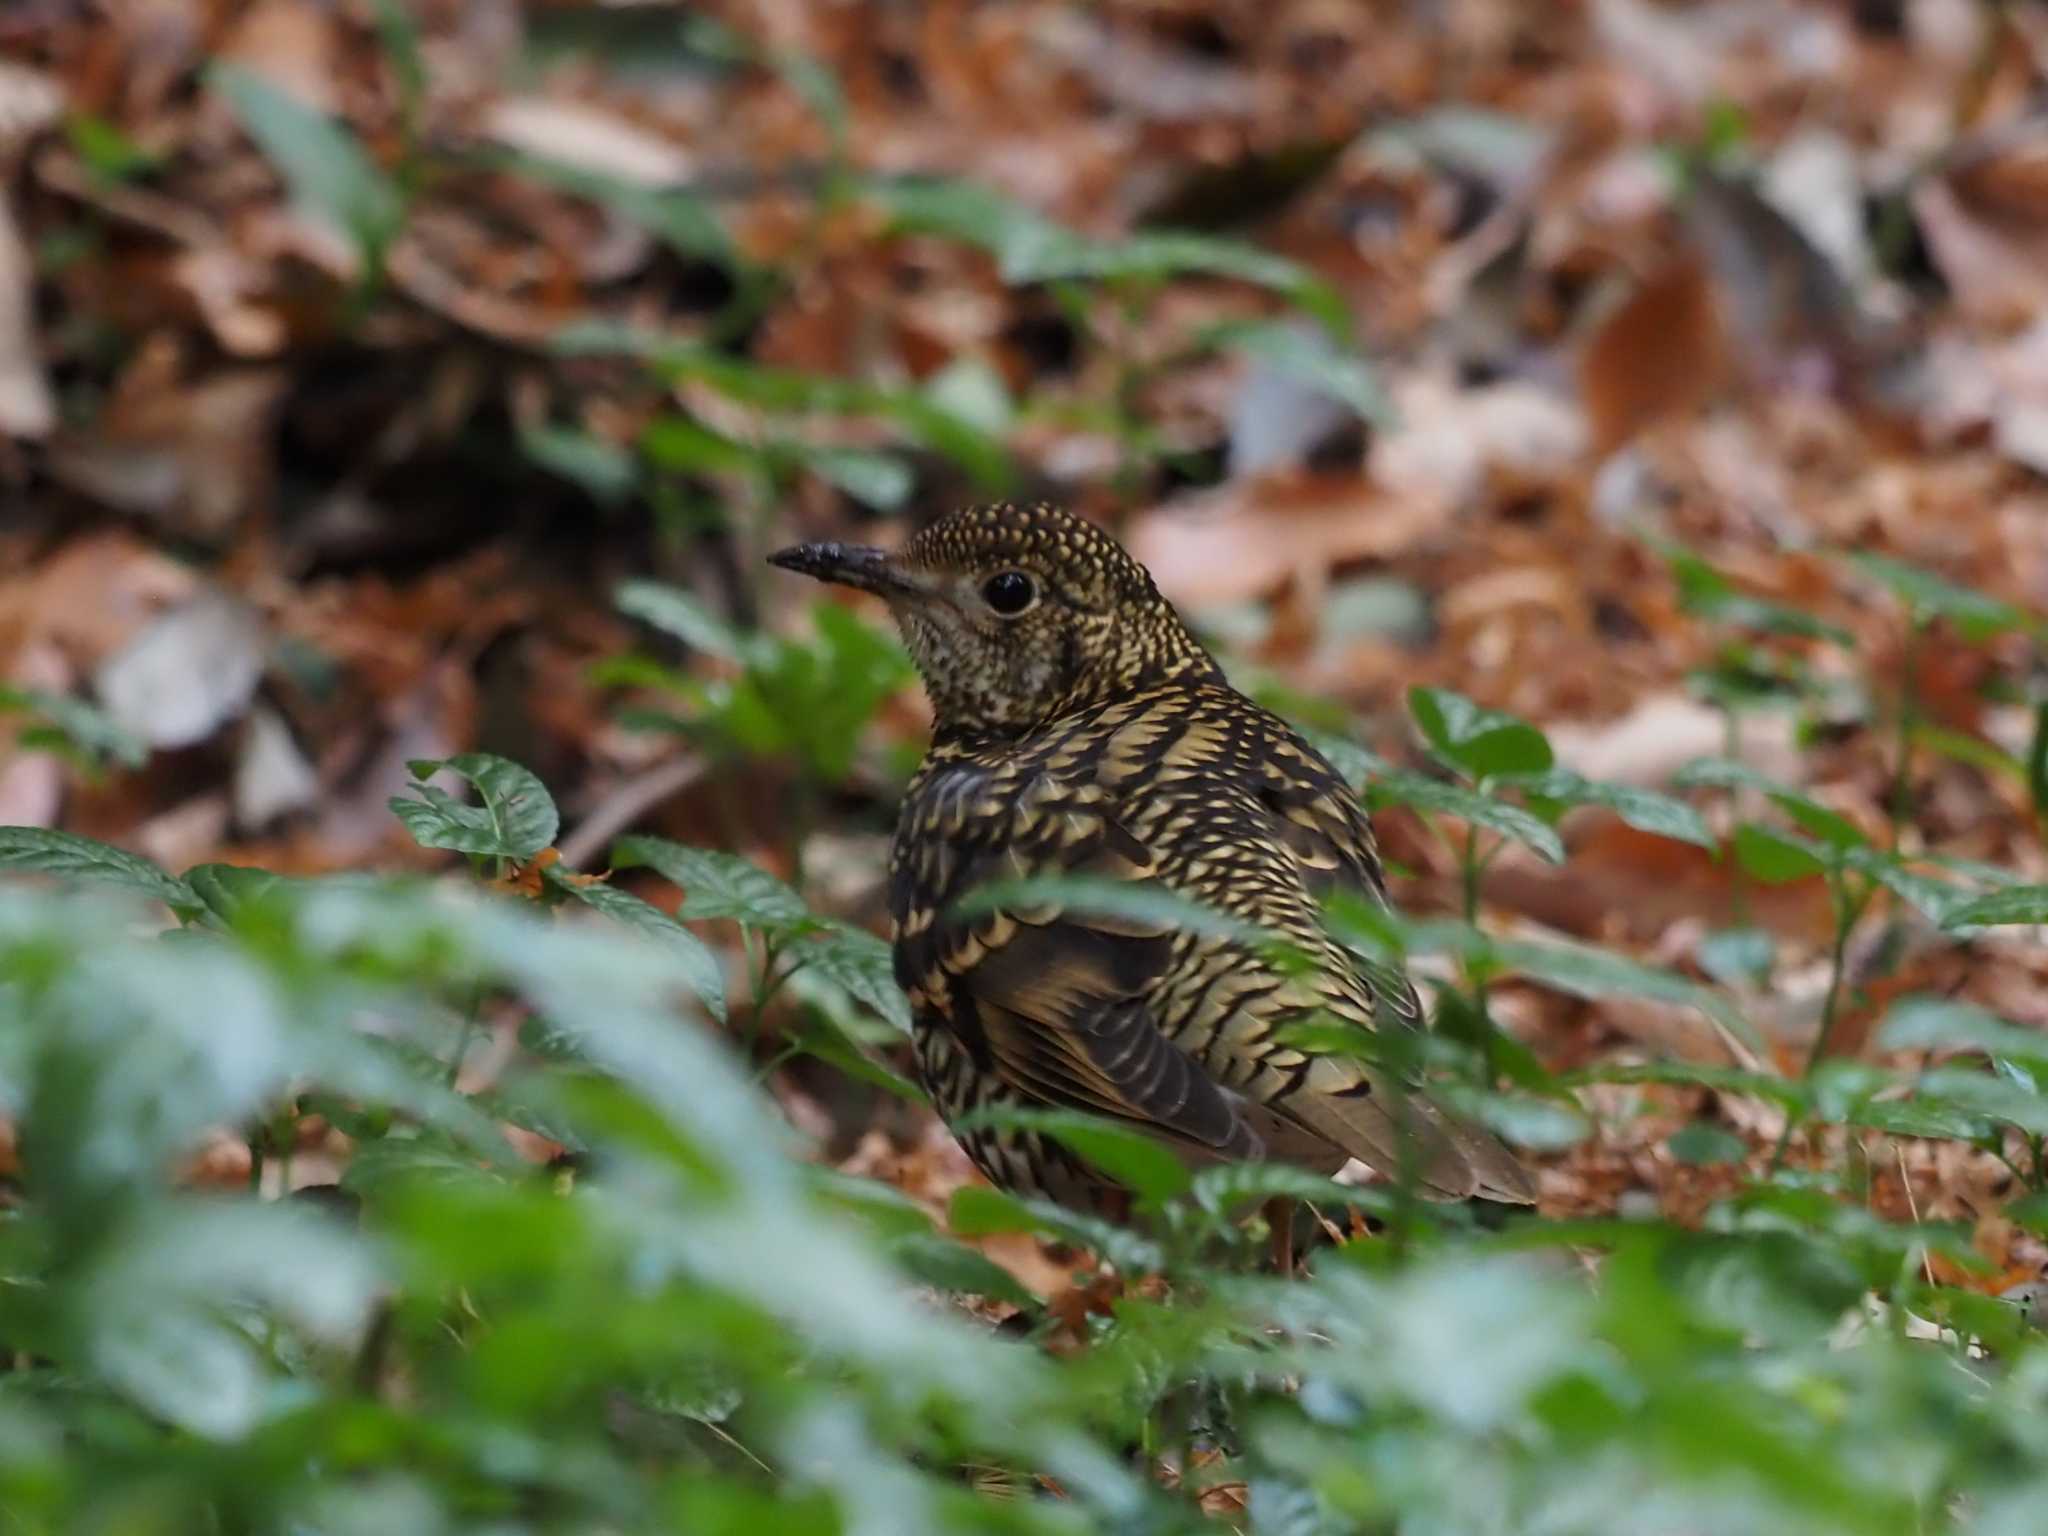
[888,674,1533,1211]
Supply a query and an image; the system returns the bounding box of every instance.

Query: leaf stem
[1771,871,1872,1172]
[1804,874,1873,1078]
[447,982,484,1089]
[1886,618,1925,852]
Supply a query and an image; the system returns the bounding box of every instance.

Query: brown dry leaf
[1481,819,1835,950]
[3,530,197,668]
[47,339,286,536]
[213,0,341,113]
[1683,167,1880,385]
[180,1129,254,1191]
[1579,254,1726,459]
[1547,691,1803,788]
[0,58,59,439]
[1987,316,2048,474]
[0,638,70,829]
[171,243,288,357]
[0,58,59,141]
[484,96,696,185]
[1127,473,1451,608]
[1371,376,1586,512]
[0,193,52,440]
[1916,123,2048,325]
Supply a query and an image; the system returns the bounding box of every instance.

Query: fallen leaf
[1127,473,1451,608]
[95,590,267,749]
[0,193,52,438]
[1578,254,1726,459]
[484,97,697,185]
[1916,123,2048,325]
[233,704,319,830]
[213,0,341,114]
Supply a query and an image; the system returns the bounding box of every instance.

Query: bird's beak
[766,541,928,599]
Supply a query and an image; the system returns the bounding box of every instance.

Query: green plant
[864,176,1384,502]
[209,62,411,313]
[3,737,2048,1531]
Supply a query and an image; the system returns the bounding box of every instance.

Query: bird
[768,502,1533,1219]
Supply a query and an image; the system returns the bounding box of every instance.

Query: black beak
[766,541,923,598]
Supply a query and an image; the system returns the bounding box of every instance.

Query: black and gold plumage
[769,503,1532,1213]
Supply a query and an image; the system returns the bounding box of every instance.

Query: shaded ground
[7,0,2048,1289]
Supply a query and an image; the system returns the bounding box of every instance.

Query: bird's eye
[980,570,1037,616]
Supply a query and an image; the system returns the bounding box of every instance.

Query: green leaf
[637,413,763,479]
[500,150,734,263]
[616,578,758,665]
[1203,319,1393,425]
[1843,1096,1993,1141]
[184,862,291,927]
[1433,1084,1592,1150]
[2004,1191,2048,1235]
[209,63,403,260]
[0,686,147,768]
[611,837,810,931]
[554,320,1016,492]
[1911,1068,2048,1135]
[886,1232,1036,1309]
[1490,936,1758,1048]
[1188,1162,1392,1220]
[788,923,910,1035]
[1667,1123,1747,1165]
[1677,758,1867,849]
[0,827,198,914]
[1567,1060,1808,1111]
[543,867,727,1022]
[1663,546,1852,645]
[1843,850,1970,928]
[390,754,559,860]
[519,423,639,506]
[1249,1479,1336,1536]
[2030,698,2048,826]
[923,356,1014,434]
[1942,885,2048,928]
[1731,823,1828,884]
[1847,552,2031,641]
[947,1185,1165,1274]
[1696,926,1775,989]
[1877,997,2048,1065]
[1775,798,1868,850]
[369,0,426,123]
[65,113,163,182]
[797,445,915,510]
[1407,687,1554,779]
[960,1106,1192,1206]
[1292,727,1391,792]
[1366,773,1565,864]
[788,1019,924,1102]
[1496,769,1715,848]
[1908,722,2023,782]
[79,1199,382,1438]
[864,175,1347,331]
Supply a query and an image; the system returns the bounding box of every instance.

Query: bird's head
[770,502,1217,735]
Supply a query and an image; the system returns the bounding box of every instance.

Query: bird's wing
[891,764,1260,1162]
[1250,735,1425,1028]
[1248,728,1537,1204]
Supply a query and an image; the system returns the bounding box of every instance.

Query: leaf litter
[8,0,2048,1343]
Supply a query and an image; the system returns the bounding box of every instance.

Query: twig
[557,754,709,870]
[1897,1142,1935,1291]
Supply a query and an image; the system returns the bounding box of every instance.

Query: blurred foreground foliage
[4,745,2048,1535]
[17,6,2048,1531]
